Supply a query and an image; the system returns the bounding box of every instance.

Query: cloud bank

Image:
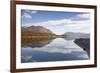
[22,11,90,34]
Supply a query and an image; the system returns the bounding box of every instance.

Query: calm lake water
[21,38,89,63]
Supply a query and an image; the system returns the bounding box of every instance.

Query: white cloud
[21,56,32,61]
[22,10,38,19]
[22,13,32,19]
[32,47,84,54]
[31,11,38,14]
[31,18,90,33]
[64,24,90,33]
[23,10,38,14]
[76,13,90,19]
[31,19,72,27]
[63,18,90,33]
[22,23,32,27]
[30,13,90,26]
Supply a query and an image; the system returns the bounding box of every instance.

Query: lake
[21,38,89,63]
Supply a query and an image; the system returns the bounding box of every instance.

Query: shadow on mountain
[21,37,54,48]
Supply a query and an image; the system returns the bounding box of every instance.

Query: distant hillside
[22,26,53,34]
[21,26,54,36]
[64,32,90,39]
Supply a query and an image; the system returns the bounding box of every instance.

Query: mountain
[64,32,90,39]
[22,26,53,34]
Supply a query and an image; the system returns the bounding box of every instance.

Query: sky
[21,9,90,35]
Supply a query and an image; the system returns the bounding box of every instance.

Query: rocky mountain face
[22,26,53,34]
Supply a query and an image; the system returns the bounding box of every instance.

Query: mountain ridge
[21,26,54,34]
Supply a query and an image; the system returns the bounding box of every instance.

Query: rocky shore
[74,38,90,57]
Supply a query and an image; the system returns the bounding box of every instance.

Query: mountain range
[64,32,90,39]
[22,26,90,39]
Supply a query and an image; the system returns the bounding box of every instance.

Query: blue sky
[21,9,90,35]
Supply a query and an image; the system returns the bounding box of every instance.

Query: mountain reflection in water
[22,38,54,48]
[21,38,90,63]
